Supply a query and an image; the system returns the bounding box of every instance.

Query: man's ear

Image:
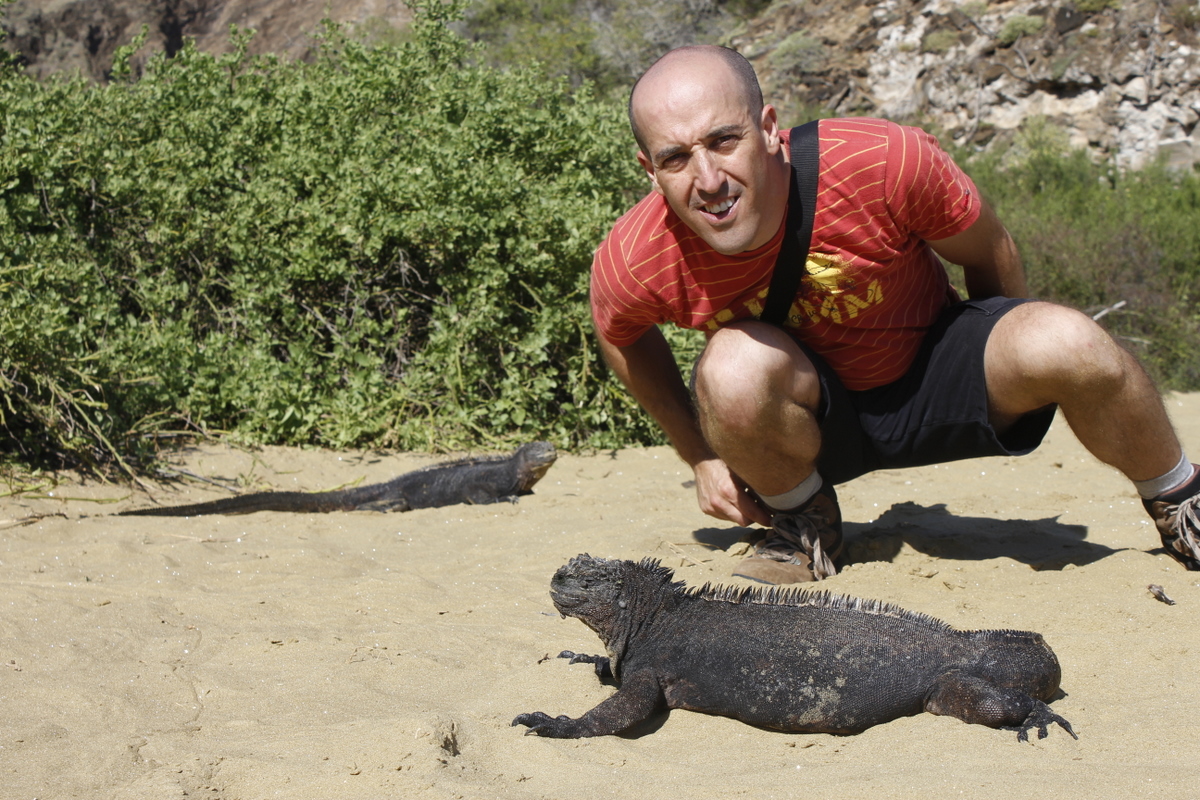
[636,150,664,196]
[761,104,782,155]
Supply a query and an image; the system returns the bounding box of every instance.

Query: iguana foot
[558,650,613,680]
[1012,700,1078,742]
[511,711,581,738]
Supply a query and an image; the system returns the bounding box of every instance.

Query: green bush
[921,29,961,55]
[960,119,1200,389]
[1169,0,1200,30]
[460,0,772,95]
[771,31,825,75]
[0,0,659,471]
[2,4,1198,475]
[1077,0,1121,13]
[997,14,1045,45]
[462,0,621,91]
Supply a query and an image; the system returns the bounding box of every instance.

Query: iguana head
[970,630,1063,702]
[549,555,682,660]
[549,554,627,642]
[515,442,558,489]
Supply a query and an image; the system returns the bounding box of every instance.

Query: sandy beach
[1,392,1198,799]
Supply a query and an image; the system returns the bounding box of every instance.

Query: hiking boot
[733,484,844,585]
[1146,490,1200,571]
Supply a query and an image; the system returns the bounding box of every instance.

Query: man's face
[632,63,787,256]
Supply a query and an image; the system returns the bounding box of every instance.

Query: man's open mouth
[700,196,737,220]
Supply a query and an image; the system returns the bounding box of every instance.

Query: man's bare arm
[595,326,708,466]
[596,326,771,526]
[928,198,1027,299]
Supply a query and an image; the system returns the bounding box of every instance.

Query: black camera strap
[759,120,820,326]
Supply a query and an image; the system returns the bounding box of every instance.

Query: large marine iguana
[513,554,1077,741]
[120,441,556,516]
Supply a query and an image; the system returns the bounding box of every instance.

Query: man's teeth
[704,198,735,214]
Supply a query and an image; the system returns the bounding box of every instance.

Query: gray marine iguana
[513,554,1077,742]
[120,441,556,516]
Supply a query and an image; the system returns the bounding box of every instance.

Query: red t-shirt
[590,117,981,391]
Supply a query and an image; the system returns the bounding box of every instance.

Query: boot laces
[1163,493,1200,566]
[759,509,839,580]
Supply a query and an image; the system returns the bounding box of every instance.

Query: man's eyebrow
[706,124,743,140]
[652,143,685,164]
[651,124,744,165]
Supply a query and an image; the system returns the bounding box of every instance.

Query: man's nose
[691,151,725,194]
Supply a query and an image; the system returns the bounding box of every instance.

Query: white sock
[758,471,823,512]
[1135,453,1194,499]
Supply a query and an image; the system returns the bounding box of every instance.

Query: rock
[1120,75,1150,105]
[735,0,1200,170]
[1054,7,1086,36]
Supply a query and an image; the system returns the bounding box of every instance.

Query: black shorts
[800,296,1056,486]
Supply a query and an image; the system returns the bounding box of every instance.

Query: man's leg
[692,320,844,583]
[985,301,1180,480]
[984,301,1200,567]
[692,321,822,495]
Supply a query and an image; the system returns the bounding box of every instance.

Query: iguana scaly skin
[513,554,1076,741]
[120,442,556,516]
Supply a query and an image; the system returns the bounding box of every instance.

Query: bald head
[624,45,787,255]
[628,46,764,155]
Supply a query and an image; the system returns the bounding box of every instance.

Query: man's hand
[594,327,771,528]
[693,458,772,527]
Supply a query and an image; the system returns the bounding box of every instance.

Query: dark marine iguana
[119,441,556,516]
[513,554,1077,742]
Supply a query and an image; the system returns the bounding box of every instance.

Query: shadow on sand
[692,500,1124,571]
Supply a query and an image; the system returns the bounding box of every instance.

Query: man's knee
[989,301,1133,393]
[693,321,821,435]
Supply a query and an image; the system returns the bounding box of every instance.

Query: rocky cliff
[737,0,1199,169]
[3,0,1198,169]
[0,0,410,80]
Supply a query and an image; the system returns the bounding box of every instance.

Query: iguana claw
[559,650,613,680]
[1015,700,1078,742]
[512,711,576,737]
